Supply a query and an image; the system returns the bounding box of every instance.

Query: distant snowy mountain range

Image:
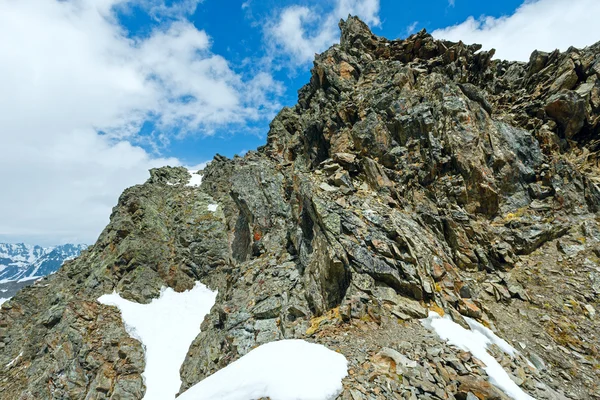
[0,243,87,283]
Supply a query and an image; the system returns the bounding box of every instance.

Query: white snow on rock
[207,204,218,212]
[5,351,22,368]
[17,275,42,283]
[186,170,203,187]
[178,339,348,400]
[422,312,534,400]
[464,316,518,357]
[0,297,9,306]
[98,282,347,400]
[98,282,217,400]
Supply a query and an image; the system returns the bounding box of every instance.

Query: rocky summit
[2,16,600,400]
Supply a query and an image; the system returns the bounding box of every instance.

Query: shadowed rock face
[2,16,600,400]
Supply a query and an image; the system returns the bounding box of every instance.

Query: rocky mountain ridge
[0,243,88,283]
[1,17,599,400]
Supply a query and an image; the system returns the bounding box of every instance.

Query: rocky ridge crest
[1,17,600,400]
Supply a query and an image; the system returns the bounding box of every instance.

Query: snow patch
[464,316,518,357]
[422,312,534,400]
[186,170,203,187]
[207,204,218,212]
[17,275,42,283]
[0,297,9,306]
[178,339,348,400]
[98,282,217,400]
[5,351,22,368]
[98,282,347,400]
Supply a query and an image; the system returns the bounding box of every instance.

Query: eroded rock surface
[2,16,600,400]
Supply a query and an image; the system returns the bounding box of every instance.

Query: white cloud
[0,0,280,245]
[0,130,178,246]
[405,21,419,37]
[266,0,381,65]
[141,0,203,19]
[433,0,600,61]
[336,0,380,25]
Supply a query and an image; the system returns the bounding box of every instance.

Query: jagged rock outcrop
[2,16,600,400]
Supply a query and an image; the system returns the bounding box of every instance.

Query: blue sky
[118,0,526,164]
[1,0,599,245]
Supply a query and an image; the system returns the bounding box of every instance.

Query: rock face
[2,16,600,400]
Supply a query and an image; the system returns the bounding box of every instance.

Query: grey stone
[545,90,587,138]
[252,297,282,319]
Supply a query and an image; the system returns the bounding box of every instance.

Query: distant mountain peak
[0,242,87,283]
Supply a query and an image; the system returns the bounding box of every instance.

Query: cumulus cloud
[266,0,380,65]
[136,21,283,133]
[0,0,281,245]
[432,0,600,61]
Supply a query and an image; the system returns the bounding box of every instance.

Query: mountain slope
[0,243,47,281]
[1,17,599,400]
[0,243,87,282]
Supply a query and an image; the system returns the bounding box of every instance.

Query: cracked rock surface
[2,16,600,400]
